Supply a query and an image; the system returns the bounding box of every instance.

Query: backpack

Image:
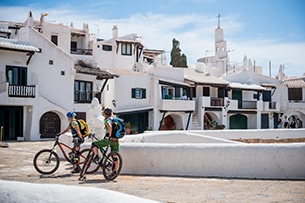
[76,119,89,138]
[111,118,126,139]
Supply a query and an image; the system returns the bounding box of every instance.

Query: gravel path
[1,140,304,203]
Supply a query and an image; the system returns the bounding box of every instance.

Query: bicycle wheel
[79,149,95,180]
[79,148,99,174]
[33,149,60,175]
[102,151,122,181]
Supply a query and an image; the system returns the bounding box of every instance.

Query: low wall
[120,142,305,180]
[57,129,305,180]
[120,130,305,180]
[188,128,305,140]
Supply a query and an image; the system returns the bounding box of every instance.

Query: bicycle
[33,134,97,175]
[79,133,123,181]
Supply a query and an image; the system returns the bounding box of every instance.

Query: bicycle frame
[51,137,87,165]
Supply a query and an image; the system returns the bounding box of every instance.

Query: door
[0,106,23,140]
[119,111,148,134]
[6,66,27,85]
[261,114,269,129]
[40,112,60,138]
[232,89,242,109]
[230,114,247,129]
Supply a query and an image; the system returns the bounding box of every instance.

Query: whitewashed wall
[121,142,305,180]
[118,129,305,179]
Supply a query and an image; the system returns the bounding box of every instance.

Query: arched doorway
[40,112,60,138]
[160,115,176,130]
[204,113,213,130]
[230,114,247,129]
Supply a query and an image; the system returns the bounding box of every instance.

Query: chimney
[28,11,33,28]
[112,25,118,39]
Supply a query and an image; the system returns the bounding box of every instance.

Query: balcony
[288,100,305,109]
[74,91,101,103]
[159,99,195,111]
[70,48,93,55]
[242,101,257,109]
[202,96,224,108]
[8,85,35,98]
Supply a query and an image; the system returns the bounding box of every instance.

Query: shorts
[93,137,119,152]
[72,136,84,148]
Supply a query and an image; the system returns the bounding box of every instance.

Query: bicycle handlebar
[88,133,98,140]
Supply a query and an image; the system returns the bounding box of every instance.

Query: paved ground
[0,140,304,203]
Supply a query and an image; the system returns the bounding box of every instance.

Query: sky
[0,0,304,77]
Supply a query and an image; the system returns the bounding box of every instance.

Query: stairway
[191,114,202,130]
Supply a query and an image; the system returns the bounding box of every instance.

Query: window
[132,88,146,99]
[262,90,271,101]
[161,86,174,99]
[51,35,58,45]
[288,88,302,101]
[74,80,93,103]
[6,66,27,85]
[102,45,112,51]
[203,87,210,96]
[71,41,77,52]
[121,43,132,55]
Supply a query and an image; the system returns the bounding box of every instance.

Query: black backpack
[111,118,126,139]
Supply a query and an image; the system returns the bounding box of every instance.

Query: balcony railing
[74,91,101,103]
[8,85,36,98]
[241,101,257,109]
[70,48,93,55]
[269,102,276,109]
[210,97,224,106]
[160,99,195,111]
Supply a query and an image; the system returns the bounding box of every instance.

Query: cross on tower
[217,13,222,28]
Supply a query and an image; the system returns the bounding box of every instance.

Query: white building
[0,12,117,140]
[0,12,304,141]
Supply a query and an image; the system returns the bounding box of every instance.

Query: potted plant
[125,121,131,135]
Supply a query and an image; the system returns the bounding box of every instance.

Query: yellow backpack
[76,119,89,138]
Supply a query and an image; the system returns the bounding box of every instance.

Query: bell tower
[215,13,228,75]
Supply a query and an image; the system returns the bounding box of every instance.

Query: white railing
[8,85,36,98]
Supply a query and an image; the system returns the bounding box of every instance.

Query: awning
[74,65,119,80]
[229,82,265,91]
[283,77,305,88]
[184,68,229,86]
[159,78,191,87]
[261,83,277,88]
[0,38,39,52]
[114,106,153,115]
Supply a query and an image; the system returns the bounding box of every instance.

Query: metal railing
[70,48,93,55]
[8,85,36,98]
[74,91,101,103]
[210,97,224,106]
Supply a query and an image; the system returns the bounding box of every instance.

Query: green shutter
[142,88,146,98]
[131,88,136,98]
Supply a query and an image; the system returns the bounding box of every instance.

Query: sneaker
[71,167,80,173]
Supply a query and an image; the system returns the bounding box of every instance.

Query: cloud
[1,6,304,77]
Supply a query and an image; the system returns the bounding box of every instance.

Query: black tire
[33,149,60,175]
[79,148,99,174]
[102,151,122,181]
[79,149,95,179]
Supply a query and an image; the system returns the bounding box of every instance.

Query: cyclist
[57,111,84,173]
[92,108,119,174]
